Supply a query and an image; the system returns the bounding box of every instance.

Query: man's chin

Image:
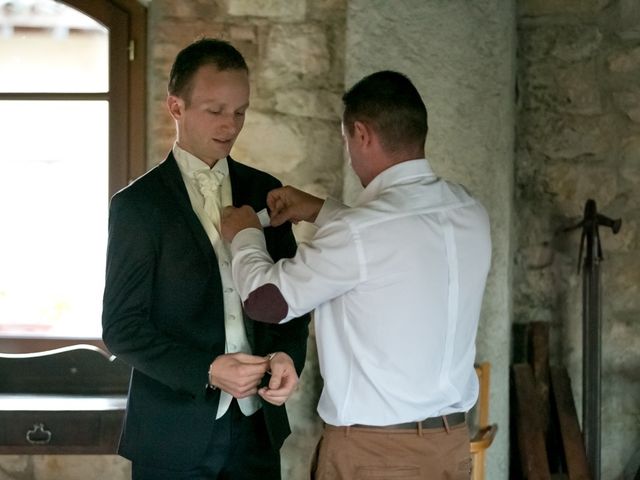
[212,145,233,159]
[209,149,231,160]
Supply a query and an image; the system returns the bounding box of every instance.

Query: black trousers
[132,400,280,480]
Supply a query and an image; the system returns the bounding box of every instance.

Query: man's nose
[220,113,241,135]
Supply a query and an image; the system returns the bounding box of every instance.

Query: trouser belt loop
[443,415,450,434]
[345,425,351,437]
[417,421,423,437]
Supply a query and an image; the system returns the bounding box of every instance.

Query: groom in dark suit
[102,38,310,480]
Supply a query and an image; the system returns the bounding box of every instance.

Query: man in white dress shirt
[221,70,492,479]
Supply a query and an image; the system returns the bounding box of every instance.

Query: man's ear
[353,120,371,147]
[167,95,184,120]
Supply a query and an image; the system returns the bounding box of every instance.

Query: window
[0,0,146,354]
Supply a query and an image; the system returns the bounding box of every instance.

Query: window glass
[0,0,108,92]
[0,0,109,339]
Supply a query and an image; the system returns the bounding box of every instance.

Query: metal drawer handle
[26,423,52,445]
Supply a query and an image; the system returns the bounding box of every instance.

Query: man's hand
[209,352,269,398]
[221,205,261,243]
[267,186,324,227]
[258,352,299,406]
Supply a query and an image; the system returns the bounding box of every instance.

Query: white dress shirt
[230,158,492,426]
[173,143,260,419]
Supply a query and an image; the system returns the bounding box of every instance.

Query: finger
[269,215,286,228]
[235,387,259,399]
[270,208,293,227]
[221,206,236,218]
[270,377,295,395]
[261,384,293,398]
[214,374,256,391]
[267,189,289,216]
[269,368,283,390]
[267,186,286,203]
[233,353,270,364]
[266,191,281,213]
[260,388,290,402]
[267,201,285,222]
[258,388,287,405]
[237,365,269,380]
[241,205,256,215]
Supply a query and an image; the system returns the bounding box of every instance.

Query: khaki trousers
[311,421,471,480]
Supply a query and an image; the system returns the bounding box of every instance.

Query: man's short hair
[168,38,248,104]
[342,70,428,154]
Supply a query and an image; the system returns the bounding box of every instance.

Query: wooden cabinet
[0,344,130,454]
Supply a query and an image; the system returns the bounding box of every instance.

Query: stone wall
[515,0,640,477]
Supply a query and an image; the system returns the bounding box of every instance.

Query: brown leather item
[350,411,466,430]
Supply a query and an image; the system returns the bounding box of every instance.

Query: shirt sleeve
[229,217,361,324]
[314,196,347,227]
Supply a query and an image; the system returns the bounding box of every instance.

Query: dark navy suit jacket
[102,152,310,469]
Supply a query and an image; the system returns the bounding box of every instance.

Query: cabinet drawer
[0,396,125,454]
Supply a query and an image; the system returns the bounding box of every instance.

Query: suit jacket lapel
[228,156,264,209]
[228,156,246,207]
[157,152,216,267]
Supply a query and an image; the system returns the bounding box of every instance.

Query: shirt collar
[172,142,229,179]
[355,158,436,206]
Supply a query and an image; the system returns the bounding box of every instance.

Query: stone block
[274,89,342,120]
[227,0,306,20]
[620,136,640,208]
[605,312,640,373]
[612,0,640,40]
[613,90,640,123]
[0,456,30,478]
[260,24,331,89]
[308,0,347,20]
[550,26,602,63]
[602,253,640,312]
[229,24,257,42]
[32,455,130,480]
[149,41,179,63]
[522,243,554,269]
[518,27,602,114]
[599,370,640,480]
[528,114,616,159]
[513,266,556,323]
[518,24,601,63]
[519,0,609,16]
[607,217,637,253]
[153,0,220,20]
[607,46,640,73]
[292,119,344,187]
[545,162,618,216]
[555,62,602,115]
[231,111,305,175]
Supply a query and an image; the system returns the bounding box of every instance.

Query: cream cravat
[193,167,260,419]
[194,169,225,233]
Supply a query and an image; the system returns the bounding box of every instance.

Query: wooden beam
[512,363,551,480]
[529,322,550,434]
[550,366,591,480]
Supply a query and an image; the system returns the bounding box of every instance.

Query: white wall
[344,2,516,478]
